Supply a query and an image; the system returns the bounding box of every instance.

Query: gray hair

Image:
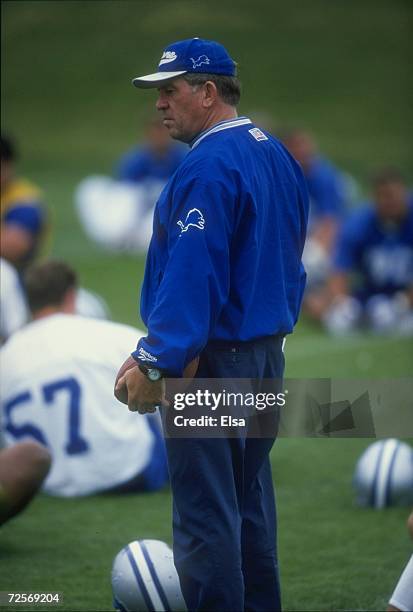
[183,73,241,107]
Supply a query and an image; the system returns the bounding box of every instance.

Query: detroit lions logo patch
[177,208,205,234]
[190,55,210,69]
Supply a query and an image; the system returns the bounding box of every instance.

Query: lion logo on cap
[190,55,210,69]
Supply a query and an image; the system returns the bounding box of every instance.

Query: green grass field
[1,331,412,611]
[1,1,413,611]
[1,439,412,611]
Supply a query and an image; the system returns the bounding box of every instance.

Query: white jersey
[0,314,154,497]
[0,258,28,343]
[75,176,154,254]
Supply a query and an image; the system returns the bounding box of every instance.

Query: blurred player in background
[0,255,110,344]
[116,114,187,207]
[324,168,413,335]
[281,128,351,245]
[0,440,51,526]
[0,134,48,271]
[0,135,108,327]
[1,238,46,532]
[388,509,413,612]
[75,116,186,254]
[281,128,356,318]
[0,260,168,497]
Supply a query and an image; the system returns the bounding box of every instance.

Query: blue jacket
[133,117,308,376]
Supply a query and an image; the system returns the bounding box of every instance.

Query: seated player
[0,260,169,497]
[388,510,413,612]
[281,128,355,318]
[1,255,111,346]
[0,134,48,271]
[324,168,413,334]
[75,117,187,254]
[281,128,352,238]
[0,440,51,526]
[115,115,187,203]
[1,256,110,344]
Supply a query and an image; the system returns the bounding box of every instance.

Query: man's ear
[201,81,218,108]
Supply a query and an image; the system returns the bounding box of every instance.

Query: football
[111,539,186,611]
[353,438,413,508]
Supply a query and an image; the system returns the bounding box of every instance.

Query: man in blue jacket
[116,38,308,611]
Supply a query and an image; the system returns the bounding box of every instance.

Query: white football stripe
[375,439,399,508]
[129,541,165,611]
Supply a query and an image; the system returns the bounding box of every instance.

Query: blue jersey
[133,117,309,376]
[1,178,45,236]
[333,203,413,299]
[1,178,47,267]
[306,157,347,221]
[116,145,187,183]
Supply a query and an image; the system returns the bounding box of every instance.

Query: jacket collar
[190,116,252,149]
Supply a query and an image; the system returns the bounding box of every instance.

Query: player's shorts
[389,554,413,612]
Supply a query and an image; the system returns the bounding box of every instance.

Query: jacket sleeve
[132,176,234,376]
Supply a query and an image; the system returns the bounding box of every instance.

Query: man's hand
[114,357,166,413]
[114,355,199,413]
[114,356,139,404]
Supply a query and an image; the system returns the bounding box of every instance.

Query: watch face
[147,368,162,382]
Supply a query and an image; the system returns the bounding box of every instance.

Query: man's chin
[163,121,192,143]
[168,128,179,139]
[168,128,189,143]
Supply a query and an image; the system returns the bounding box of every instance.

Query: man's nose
[156,94,168,110]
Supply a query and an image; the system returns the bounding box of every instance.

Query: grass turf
[1,438,412,611]
[1,1,413,610]
[1,328,412,610]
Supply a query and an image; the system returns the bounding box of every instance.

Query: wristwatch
[138,363,163,382]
